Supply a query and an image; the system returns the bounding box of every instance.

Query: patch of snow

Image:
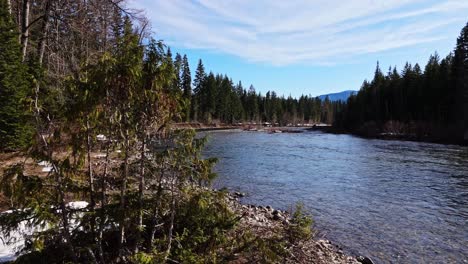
[0,201,88,262]
[93,153,107,158]
[37,161,51,166]
[41,166,53,172]
[66,201,88,210]
[96,134,107,141]
[0,211,37,263]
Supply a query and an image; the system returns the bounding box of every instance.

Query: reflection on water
[203,130,468,263]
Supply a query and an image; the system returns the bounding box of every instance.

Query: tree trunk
[6,0,11,15]
[147,169,164,250]
[164,173,177,262]
[57,177,79,263]
[118,122,129,256]
[98,89,113,263]
[164,195,176,262]
[86,118,97,245]
[37,0,52,65]
[97,135,110,264]
[20,0,30,62]
[135,134,145,253]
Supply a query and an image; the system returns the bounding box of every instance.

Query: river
[202,130,468,263]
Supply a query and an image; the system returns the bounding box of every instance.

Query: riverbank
[0,150,367,263]
[172,122,314,133]
[0,191,368,263]
[308,125,468,146]
[224,192,366,264]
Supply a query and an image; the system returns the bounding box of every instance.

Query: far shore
[308,125,468,146]
[173,122,468,146]
[172,122,326,133]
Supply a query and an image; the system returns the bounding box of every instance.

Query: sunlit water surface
[202,130,468,263]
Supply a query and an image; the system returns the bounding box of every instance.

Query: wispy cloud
[129,0,468,65]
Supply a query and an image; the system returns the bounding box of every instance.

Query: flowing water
[202,130,468,263]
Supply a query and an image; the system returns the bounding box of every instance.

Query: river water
[202,130,468,263]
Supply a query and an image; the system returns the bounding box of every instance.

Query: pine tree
[193,59,206,95]
[192,59,206,121]
[205,72,218,122]
[174,53,183,90]
[454,22,468,140]
[181,54,192,121]
[0,0,33,151]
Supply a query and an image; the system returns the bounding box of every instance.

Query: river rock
[272,210,283,221]
[233,191,245,198]
[357,256,375,264]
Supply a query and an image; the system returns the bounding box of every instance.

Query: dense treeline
[171,58,338,126]
[0,0,313,263]
[165,51,338,126]
[334,22,468,143]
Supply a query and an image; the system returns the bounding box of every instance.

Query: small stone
[273,212,282,221]
[357,256,375,264]
[233,191,245,197]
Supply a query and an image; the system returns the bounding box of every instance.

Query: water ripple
[204,130,468,263]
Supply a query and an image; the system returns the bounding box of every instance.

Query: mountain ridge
[318,90,356,102]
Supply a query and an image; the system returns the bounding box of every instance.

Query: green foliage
[181,55,192,121]
[130,252,155,264]
[287,203,313,243]
[232,231,288,263]
[335,21,468,143]
[172,190,237,262]
[0,0,34,151]
[188,58,337,125]
[0,164,43,208]
[0,3,323,263]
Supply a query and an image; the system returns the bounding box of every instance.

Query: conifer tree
[193,59,206,121]
[0,0,33,151]
[181,54,191,121]
[174,52,183,90]
[454,22,468,139]
[193,59,206,95]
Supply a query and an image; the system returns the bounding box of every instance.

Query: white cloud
[129,0,468,65]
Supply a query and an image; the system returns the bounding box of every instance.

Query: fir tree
[0,0,33,151]
[454,22,468,138]
[181,55,192,121]
[193,59,206,95]
[192,59,206,121]
[174,52,183,90]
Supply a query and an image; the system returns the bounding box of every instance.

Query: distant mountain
[318,90,356,102]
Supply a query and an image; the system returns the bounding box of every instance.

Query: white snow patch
[93,153,107,159]
[37,161,51,167]
[96,134,107,141]
[41,166,53,172]
[0,201,88,263]
[66,201,89,210]
[0,211,37,263]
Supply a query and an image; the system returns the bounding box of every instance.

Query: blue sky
[129,0,468,97]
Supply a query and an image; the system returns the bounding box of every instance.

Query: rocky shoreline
[226,192,372,264]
